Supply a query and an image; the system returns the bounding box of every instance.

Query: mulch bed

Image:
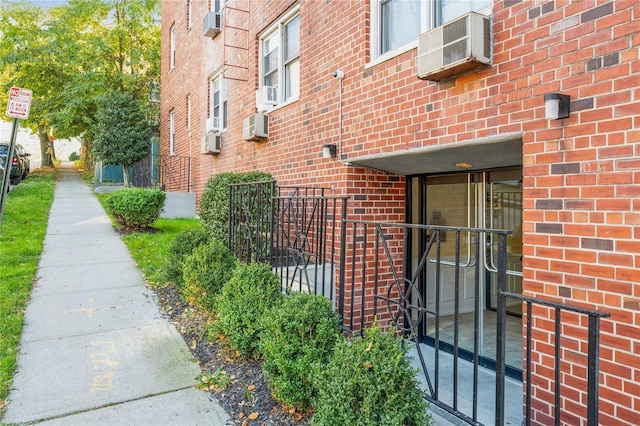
[153,283,310,426]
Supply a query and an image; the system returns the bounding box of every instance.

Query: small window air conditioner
[242,113,269,141]
[206,117,221,133]
[201,133,221,154]
[255,86,278,113]
[203,12,221,38]
[417,11,491,82]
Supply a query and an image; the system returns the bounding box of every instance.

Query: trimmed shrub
[181,240,237,311]
[311,323,432,426]
[259,292,341,412]
[166,226,210,286]
[104,188,165,231]
[198,171,273,243]
[209,262,283,359]
[69,151,79,161]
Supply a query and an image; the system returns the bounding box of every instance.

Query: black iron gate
[226,182,610,425]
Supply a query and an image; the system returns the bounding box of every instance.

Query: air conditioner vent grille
[417,11,491,82]
[443,16,467,43]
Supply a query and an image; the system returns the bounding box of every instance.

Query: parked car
[0,143,30,184]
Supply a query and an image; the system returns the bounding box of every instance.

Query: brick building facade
[161,0,639,423]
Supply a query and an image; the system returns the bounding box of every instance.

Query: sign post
[0,87,33,227]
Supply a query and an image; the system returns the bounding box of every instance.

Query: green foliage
[312,324,432,426]
[0,0,160,168]
[181,240,237,311]
[0,170,57,403]
[69,152,79,161]
[210,262,283,359]
[121,218,201,286]
[199,171,273,243]
[103,187,165,231]
[259,293,341,412]
[92,90,151,186]
[197,367,231,392]
[166,226,211,286]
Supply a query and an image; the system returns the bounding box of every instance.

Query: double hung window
[259,6,300,108]
[210,75,227,132]
[169,110,175,155]
[372,0,491,61]
[170,24,176,69]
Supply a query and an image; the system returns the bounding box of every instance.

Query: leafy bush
[166,226,210,286]
[181,240,237,311]
[69,151,79,161]
[104,188,166,231]
[93,90,150,187]
[210,262,283,359]
[199,171,273,242]
[312,323,432,426]
[259,292,341,412]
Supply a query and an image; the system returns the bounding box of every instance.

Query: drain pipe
[333,70,350,166]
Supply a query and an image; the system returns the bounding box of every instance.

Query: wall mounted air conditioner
[201,133,221,154]
[417,11,491,82]
[242,113,269,141]
[255,86,278,113]
[203,12,221,38]
[205,117,221,133]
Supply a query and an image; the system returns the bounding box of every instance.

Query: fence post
[495,232,507,426]
[338,201,347,320]
[587,315,601,426]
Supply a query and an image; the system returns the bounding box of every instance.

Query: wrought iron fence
[272,194,347,299]
[130,153,192,192]
[498,291,610,426]
[226,183,610,425]
[131,154,160,188]
[228,180,277,263]
[338,220,610,425]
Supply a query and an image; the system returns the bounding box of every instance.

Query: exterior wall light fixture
[322,144,337,158]
[544,93,571,120]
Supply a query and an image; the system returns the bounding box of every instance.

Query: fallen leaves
[239,411,260,425]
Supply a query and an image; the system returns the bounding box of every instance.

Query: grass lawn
[0,170,57,405]
[1,179,199,409]
[121,218,201,286]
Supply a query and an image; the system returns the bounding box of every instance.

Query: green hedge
[312,323,432,426]
[260,292,341,412]
[198,171,273,243]
[181,240,237,311]
[104,188,165,231]
[209,262,283,359]
[167,226,210,286]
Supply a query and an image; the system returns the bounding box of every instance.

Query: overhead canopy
[347,133,523,176]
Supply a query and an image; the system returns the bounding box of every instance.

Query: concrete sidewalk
[2,168,230,425]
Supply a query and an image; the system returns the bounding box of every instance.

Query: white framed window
[370,0,491,63]
[169,109,175,154]
[209,74,227,131]
[170,24,176,69]
[258,6,300,108]
[211,0,223,13]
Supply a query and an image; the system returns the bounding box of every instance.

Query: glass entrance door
[412,169,523,372]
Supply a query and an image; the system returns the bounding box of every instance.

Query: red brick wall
[161,0,640,423]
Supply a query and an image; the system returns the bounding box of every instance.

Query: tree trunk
[81,136,94,172]
[38,124,54,168]
[122,164,131,187]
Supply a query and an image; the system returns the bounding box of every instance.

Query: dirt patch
[154,283,310,426]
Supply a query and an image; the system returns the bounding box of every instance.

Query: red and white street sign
[6,86,32,119]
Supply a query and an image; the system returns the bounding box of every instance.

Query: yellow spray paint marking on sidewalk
[63,298,95,318]
[89,340,119,393]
